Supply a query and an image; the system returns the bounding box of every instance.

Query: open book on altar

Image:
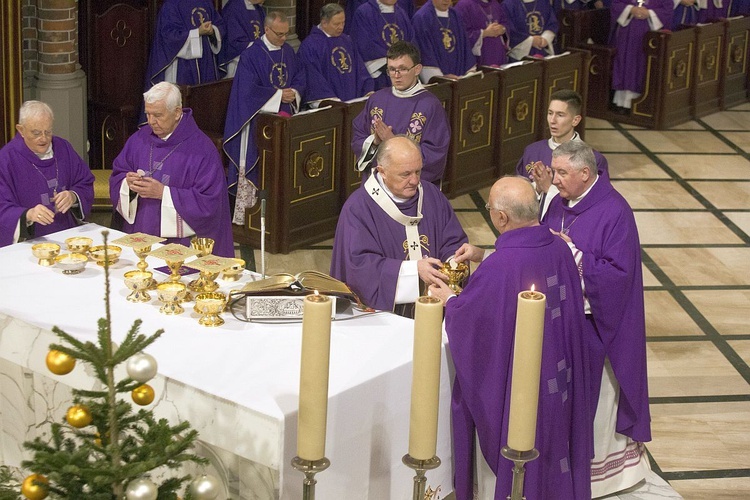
[235,270,363,307]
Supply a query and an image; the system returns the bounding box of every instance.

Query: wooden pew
[180,78,234,155]
[558,8,611,50]
[323,98,367,204]
[694,21,725,118]
[723,16,750,109]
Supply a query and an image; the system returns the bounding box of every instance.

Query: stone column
[265,0,300,49]
[32,0,87,158]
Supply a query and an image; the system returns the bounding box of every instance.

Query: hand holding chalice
[440,259,469,294]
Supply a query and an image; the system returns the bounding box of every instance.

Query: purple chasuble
[544,176,652,442]
[352,88,451,183]
[412,3,476,77]
[698,0,729,22]
[502,0,559,59]
[218,0,265,71]
[672,1,699,28]
[298,26,375,103]
[454,0,511,66]
[330,180,467,311]
[223,41,306,191]
[611,0,673,94]
[350,0,416,90]
[446,224,592,500]
[145,0,225,86]
[0,135,94,247]
[515,138,610,178]
[729,0,750,16]
[345,0,416,34]
[110,109,234,257]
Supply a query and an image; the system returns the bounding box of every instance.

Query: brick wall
[23,0,78,78]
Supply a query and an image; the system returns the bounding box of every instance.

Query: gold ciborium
[89,245,122,267]
[157,281,186,315]
[32,242,61,266]
[55,253,88,275]
[124,270,153,303]
[221,258,245,281]
[440,261,469,294]
[191,237,215,257]
[188,255,235,293]
[195,292,227,327]
[148,243,199,302]
[65,236,93,254]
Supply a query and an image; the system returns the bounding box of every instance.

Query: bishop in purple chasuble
[445,224,592,500]
[218,0,265,77]
[0,135,94,247]
[110,109,235,258]
[454,0,511,67]
[501,0,559,60]
[412,0,476,80]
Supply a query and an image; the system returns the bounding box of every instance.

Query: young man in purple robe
[352,41,450,185]
[0,101,94,247]
[516,89,608,219]
[412,0,477,82]
[110,82,234,258]
[501,0,559,60]
[298,3,374,107]
[223,12,306,225]
[454,0,510,67]
[330,136,467,317]
[430,176,592,500]
[350,0,416,90]
[145,0,225,87]
[610,0,673,112]
[218,0,265,78]
[545,141,651,497]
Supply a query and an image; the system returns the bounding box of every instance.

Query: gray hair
[265,11,288,26]
[320,3,344,20]
[143,81,182,110]
[551,140,596,172]
[376,135,421,169]
[490,176,539,223]
[18,100,54,125]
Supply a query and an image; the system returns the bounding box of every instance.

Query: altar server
[454,0,510,67]
[0,101,94,247]
[218,0,266,78]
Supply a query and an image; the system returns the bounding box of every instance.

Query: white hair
[18,101,54,125]
[143,81,182,110]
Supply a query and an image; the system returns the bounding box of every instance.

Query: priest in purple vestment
[350,0,416,90]
[610,0,673,111]
[352,41,450,185]
[412,0,476,82]
[0,101,94,247]
[545,141,651,497]
[454,0,511,67]
[515,89,608,219]
[223,11,306,225]
[145,0,225,87]
[218,0,266,78]
[110,82,234,258]
[330,136,467,316]
[298,3,374,107]
[501,0,559,60]
[697,0,729,21]
[345,0,416,35]
[429,176,592,500]
[672,0,700,29]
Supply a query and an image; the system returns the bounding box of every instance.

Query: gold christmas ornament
[66,405,93,428]
[21,473,49,500]
[45,350,75,375]
[132,384,156,406]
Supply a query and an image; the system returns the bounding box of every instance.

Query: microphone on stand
[259,190,267,280]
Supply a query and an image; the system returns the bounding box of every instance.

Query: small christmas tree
[19,231,216,500]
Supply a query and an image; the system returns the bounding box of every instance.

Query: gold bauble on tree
[132,384,155,406]
[21,473,49,500]
[66,404,92,428]
[45,349,75,375]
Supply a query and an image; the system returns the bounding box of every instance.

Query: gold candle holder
[500,446,539,500]
[440,261,469,294]
[290,456,330,500]
[194,292,227,327]
[156,282,186,315]
[32,242,60,266]
[124,270,153,303]
[402,454,442,500]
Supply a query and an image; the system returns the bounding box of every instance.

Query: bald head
[376,136,422,199]
[488,176,539,230]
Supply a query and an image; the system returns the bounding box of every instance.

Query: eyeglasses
[30,130,53,139]
[268,28,290,38]
[387,65,418,76]
[485,203,500,212]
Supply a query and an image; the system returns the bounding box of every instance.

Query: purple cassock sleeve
[446,224,592,500]
[145,0,225,86]
[0,135,94,247]
[545,177,652,442]
[330,181,467,311]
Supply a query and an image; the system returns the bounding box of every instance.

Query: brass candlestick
[500,446,539,500]
[291,456,330,500]
[402,454,441,500]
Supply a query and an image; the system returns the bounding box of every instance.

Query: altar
[0,225,454,499]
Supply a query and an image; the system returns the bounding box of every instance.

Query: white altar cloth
[0,224,454,499]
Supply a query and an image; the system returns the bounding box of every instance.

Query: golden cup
[156,281,186,315]
[65,236,93,254]
[195,292,227,327]
[55,253,88,274]
[190,237,215,257]
[221,258,245,281]
[440,261,469,294]
[32,242,61,266]
[89,245,122,267]
[188,270,220,293]
[124,270,153,303]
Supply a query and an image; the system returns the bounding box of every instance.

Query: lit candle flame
[530,284,536,292]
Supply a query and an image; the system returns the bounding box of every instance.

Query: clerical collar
[262,34,283,51]
[548,131,580,150]
[318,25,335,37]
[36,144,54,160]
[159,114,183,141]
[391,81,424,98]
[376,172,411,203]
[568,174,599,208]
[377,1,395,13]
[434,6,450,17]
